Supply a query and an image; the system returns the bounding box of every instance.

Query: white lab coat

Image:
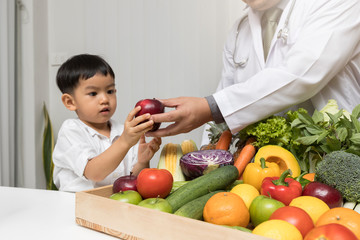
[201,0,360,145]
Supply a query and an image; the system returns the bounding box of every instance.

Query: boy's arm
[84,107,154,182]
[83,135,133,182]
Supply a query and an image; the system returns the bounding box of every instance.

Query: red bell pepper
[261,169,302,205]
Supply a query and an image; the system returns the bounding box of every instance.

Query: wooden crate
[75,185,270,240]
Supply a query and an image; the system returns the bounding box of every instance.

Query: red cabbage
[180,150,234,180]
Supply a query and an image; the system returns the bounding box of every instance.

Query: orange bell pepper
[243,157,281,191]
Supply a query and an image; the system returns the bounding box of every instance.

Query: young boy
[52,54,161,192]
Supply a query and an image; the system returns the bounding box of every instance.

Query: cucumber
[174,190,222,220]
[170,181,189,194]
[166,165,239,212]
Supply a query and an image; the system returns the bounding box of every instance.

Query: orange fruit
[230,183,260,209]
[203,191,249,227]
[253,219,303,240]
[303,173,315,182]
[289,196,330,224]
[316,207,360,239]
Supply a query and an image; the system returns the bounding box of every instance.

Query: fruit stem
[155,195,160,203]
[260,158,268,169]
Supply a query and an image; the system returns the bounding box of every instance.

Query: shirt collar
[78,119,120,140]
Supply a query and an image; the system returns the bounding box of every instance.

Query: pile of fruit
[109,99,360,240]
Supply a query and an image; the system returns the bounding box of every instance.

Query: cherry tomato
[304,223,358,240]
[136,168,173,199]
[270,206,314,238]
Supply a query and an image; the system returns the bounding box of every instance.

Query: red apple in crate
[112,173,137,193]
[302,181,343,208]
[135,98,164,131]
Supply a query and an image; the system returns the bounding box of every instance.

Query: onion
[180,150,234,180]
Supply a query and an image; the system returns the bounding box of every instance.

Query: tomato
[270,206,314,238]
[136,168,173,199]
[304,223,358,240]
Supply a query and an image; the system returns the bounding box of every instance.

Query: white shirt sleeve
[53,120,99,191]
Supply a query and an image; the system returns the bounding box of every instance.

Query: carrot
[245,137,256,145]
[215,130,232,150]
[200,144,216,150]
[234,138,256,178]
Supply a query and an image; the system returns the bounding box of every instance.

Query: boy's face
[66,73,117,129]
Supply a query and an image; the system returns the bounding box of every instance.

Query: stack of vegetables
[145,99,360,239]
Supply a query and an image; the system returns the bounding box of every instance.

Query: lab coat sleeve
[214,0,360,133]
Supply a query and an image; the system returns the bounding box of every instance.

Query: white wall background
[17,0,245,188]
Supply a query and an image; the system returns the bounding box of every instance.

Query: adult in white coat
[147,0,360,139]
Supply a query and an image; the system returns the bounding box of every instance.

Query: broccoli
[315,151,360,203]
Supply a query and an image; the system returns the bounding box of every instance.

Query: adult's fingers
[146,122,184,137]
[150,110,178,124]
[156,98,181,108]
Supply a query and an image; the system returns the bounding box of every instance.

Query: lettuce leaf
[238,116,292,148]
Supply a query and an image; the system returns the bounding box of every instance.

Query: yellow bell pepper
[254,145,301,178]
[243,157,281,191]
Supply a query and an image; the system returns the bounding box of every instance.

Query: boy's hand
[138,135,162,165]
[122,106,155,147]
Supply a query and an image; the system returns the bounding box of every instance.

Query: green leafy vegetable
[233,99,360,174]
[236,116,293,148]
[289,100,360,172]
[319,99,351,121]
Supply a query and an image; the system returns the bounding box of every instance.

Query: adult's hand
[146,97,212,137]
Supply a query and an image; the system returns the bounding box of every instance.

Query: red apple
[302,181,343,208]
[112,173,137,193]
[135,98,164,131]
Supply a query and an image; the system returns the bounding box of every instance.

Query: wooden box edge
[75,185,270,240]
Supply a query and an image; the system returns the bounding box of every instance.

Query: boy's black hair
[56,54,115,94]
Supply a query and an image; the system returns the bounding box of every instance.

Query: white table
[0,186,116,240]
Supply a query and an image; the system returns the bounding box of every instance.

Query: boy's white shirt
[52,118,138,192]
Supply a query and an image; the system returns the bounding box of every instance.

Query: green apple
[109,190,143,205]
[138,197,173,213]
[249,195,285,227]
